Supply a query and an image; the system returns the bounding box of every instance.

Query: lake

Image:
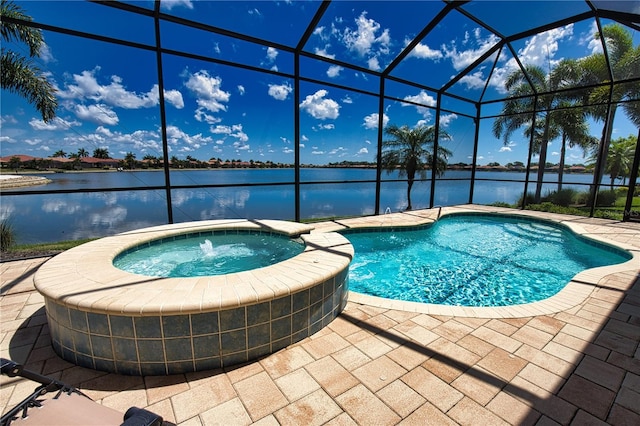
[0,168,596,244]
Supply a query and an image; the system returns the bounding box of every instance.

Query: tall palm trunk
[534,116,552,202]
[591,106,618,201]
[406,162,416,211]
[558,133,567,192]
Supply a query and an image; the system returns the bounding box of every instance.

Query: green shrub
[573,190,591,205]
[596,190,617,207]
[0,220,15,252]
[516,192,536,207]
[544,189,577,207]
[487,202,513,208]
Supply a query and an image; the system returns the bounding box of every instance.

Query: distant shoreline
[0,175,52,189]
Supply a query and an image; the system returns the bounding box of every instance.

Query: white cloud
[408,41,443,60]
[185,70,230,113]
[59,69,183,110]
[314,123,335,131]
[442,30,501,71]
[499,142,516,152]
[29,116,80,131]
[488,24,574,93]
[194,109,222,125]
[75,104,119,125]
[266,47,278,61]
[458,69,488,90]
[439,113,458,127]
[357,147,368,155]
[363,113,389,129]
[39,43,54,63]
[367,57,381,71]
[327,65,343,78]
[403,91,436,118]
[314,46,335,59]
[160,0,193,10]
[299,90,340,120]
[161,88,185,109]
[268,83,292,100]
[237,85,245,95]
[342,96,353,104]
[343,11,390,58]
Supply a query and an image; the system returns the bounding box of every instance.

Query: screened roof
[2,0,638,169]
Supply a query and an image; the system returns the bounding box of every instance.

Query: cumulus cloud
[439,113,458,127]
[74,104,119,125]
[499,142,516,152]
[403,90,436,118]
[237,85,245,95]
[59,68,183,109]
[165,125,213,148]
[443,28,501,71]
[160,0,193,10]
[314,46,335,59]
[268,83,293,100]
[185,70,230,113]
[408,41,443,60]
[266,47,278,61]
[29,116,80,131]
[357,147,368,155]
[327,65,343,78]
[488,24,574,92]
[299,90,340,120]
[363,113,389,129]
[209,123,249,148]
[343,11,390,57]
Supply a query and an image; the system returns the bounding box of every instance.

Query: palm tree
[93,148,110,159]
[493,65,566,203]
[580,24,640,194]
[52,149,66,158]
[8,156,21,173]
[379,124,452,211]
[123,152,136,170]
[551,103,599,191]
[590,135,637,188]
[1,0,57,122]
[76,148,89,158]
[548,59,599,191]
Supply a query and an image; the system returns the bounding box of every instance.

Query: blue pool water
[343,214,630,307]
[114,232,305,277]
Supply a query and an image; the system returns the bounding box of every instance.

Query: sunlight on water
[343,214,630,307]
[114,233,304,277]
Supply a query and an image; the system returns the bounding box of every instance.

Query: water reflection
[1,170,601,244]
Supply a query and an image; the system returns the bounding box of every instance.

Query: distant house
[0,154,42,169]
[78,157,121,169]
[0,154,121,170]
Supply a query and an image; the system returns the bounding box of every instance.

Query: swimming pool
[343,213,631,307]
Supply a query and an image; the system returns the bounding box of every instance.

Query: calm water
[344,214,630,307]
[114,232,305,277]
[1,168,596,244]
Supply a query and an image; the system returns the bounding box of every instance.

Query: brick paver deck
[2,206,639,425]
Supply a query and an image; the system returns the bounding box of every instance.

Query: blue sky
[1,1,638,166]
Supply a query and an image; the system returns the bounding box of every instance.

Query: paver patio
[1,206,639,425]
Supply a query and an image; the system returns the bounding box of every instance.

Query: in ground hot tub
[35,219,353,375]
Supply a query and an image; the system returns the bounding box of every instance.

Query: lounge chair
[1,358,163,426]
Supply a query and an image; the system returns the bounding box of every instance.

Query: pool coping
[34,219,354,316]
[312,205,640,318]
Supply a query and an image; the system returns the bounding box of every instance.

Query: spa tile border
[33,219,354,375]
[44,269,349,375]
